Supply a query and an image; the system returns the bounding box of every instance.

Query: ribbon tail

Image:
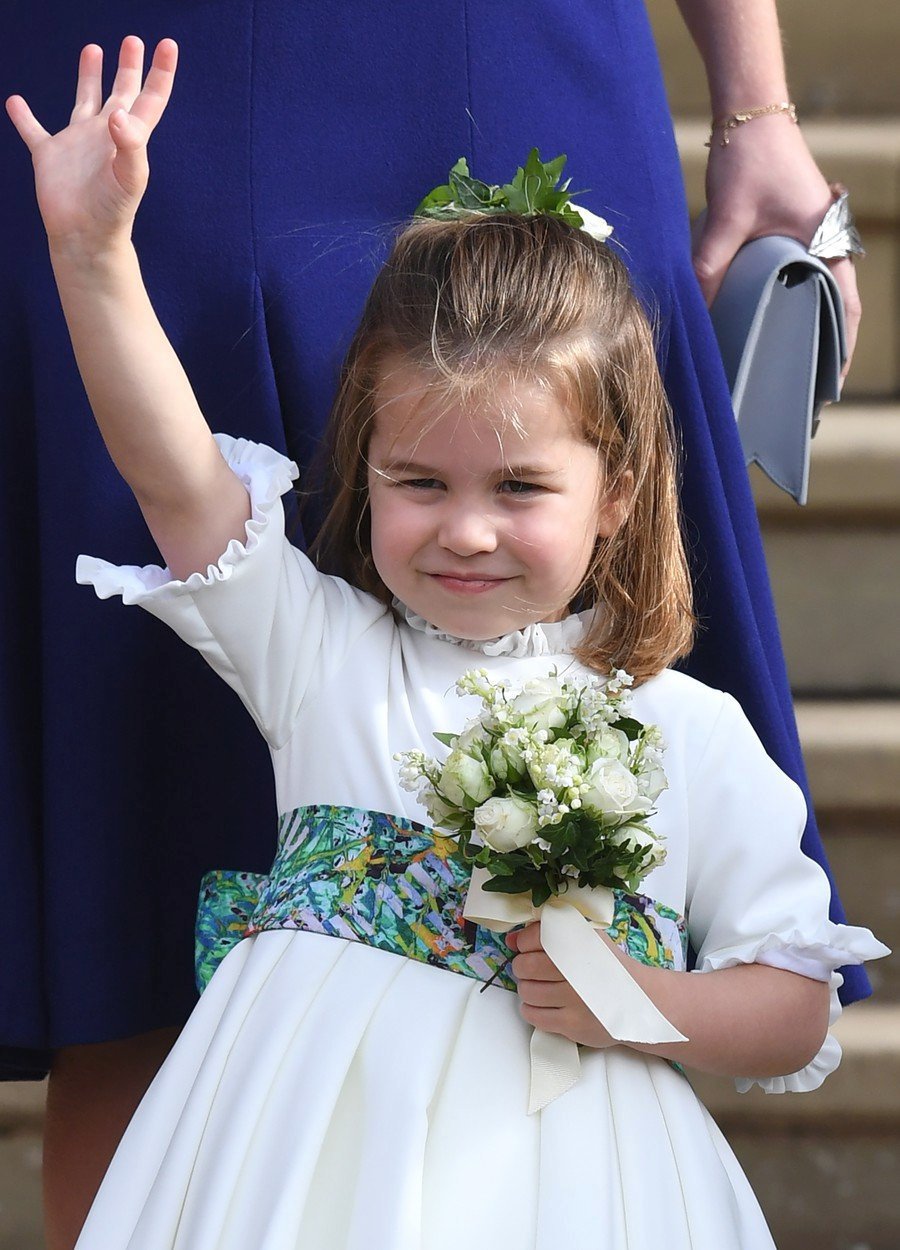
[541,902,687,1045]
[528,1029,580,1114]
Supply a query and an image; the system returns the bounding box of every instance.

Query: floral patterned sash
[195,804,688,995]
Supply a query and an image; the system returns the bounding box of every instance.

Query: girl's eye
[499,479,542,495]
[400,478,443,491]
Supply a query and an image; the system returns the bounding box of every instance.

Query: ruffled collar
[394,599,596,659]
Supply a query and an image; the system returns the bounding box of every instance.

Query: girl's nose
[437,503,499,556]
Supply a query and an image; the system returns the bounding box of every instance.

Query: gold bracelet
[705,102,798,149]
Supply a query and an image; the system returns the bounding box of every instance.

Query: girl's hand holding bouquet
[508,922,619,1050]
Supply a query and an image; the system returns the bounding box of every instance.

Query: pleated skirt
[76,932,775,1250]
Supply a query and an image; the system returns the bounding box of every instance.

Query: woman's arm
[6,37,250,580]
[671,0,861,384]
[674,0,790,117]
[509,922,831,1079]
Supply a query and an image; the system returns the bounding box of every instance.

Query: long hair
[309,213,696,683]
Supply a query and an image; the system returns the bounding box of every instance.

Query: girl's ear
[596,469,634,539]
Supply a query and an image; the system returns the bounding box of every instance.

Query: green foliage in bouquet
[395,668,668,910]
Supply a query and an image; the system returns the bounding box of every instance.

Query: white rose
[455,722,490,759]
[507,677,570,734]
[422,789,461,830]
[638,763,668,804]
[609,824,666,876]
[489,732,528,784]
[580,758,651,820]
[585,726,631,767]
[439,749,493,808]
[474,795,539,852]
[568,203,614,243]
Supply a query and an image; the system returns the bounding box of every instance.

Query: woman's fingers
[5,94,50,153]
[692,214,746,308]
[827,257,862,387]
[129,39,178,135]
[70,43,103,121]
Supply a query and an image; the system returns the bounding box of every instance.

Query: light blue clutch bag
[707,235,847,505]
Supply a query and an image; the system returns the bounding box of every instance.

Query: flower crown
[414,147,613,243]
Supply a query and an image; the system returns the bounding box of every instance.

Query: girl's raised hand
[6,36,177,253]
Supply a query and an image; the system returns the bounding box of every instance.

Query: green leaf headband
[414,147,613,242]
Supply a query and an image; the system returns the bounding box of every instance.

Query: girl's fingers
[519,1003,567,1034]
[109,108,148,151]
[517,978,570,1008]
[71,43,103,120]
[106,35,146,112]
[512,951,563,982]
[509,921,542,953]
[5,94,50,153]
[108,109,151,195]
[128,39,178,135]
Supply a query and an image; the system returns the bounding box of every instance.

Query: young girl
[9,38,886,1250]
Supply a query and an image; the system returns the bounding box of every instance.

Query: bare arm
[670,0,861,383]
[673,0,789,116]
[7,37,250,580]
[509,923,831,1079]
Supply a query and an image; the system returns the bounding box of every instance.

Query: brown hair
[309,212,696,684]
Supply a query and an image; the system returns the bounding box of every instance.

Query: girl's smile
[367,359,625,640]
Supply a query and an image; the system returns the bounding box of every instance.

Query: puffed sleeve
[685,691,889,1094]
[75,434,388,750]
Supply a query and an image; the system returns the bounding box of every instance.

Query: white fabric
[74,434,887,1250]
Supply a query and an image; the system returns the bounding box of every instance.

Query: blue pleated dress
[0,0,868,1079]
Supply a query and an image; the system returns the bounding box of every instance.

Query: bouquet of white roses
[396,666,684,1113]
[395,667,668,908]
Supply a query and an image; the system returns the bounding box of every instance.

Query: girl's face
[366,358,624,640]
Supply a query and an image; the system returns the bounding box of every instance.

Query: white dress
[74,436,887,1250]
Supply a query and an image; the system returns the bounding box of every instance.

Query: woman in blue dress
[1,2,864,1244]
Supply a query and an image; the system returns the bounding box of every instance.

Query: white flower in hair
[567,203,614,243]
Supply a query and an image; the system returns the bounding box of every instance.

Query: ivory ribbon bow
[464,865,687,1113]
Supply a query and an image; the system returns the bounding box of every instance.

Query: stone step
[689,1003,900,1127]
[695,1004,900,1246]
[673,118,900,398]
[649,2,900,117]
[822,818,900,1003]
[759,533,899,696]
[764,525,900,687]
[749,410,900,694]
[753,405,900,520]
[793,702,899,999]
[797,701,900,814]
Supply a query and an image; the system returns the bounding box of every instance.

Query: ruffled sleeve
[685,692,889,1094]
[76,434,388,750]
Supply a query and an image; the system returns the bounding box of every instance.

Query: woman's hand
[693,115,861,386]
[6,36,178,253]
[508,921,617,1049]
